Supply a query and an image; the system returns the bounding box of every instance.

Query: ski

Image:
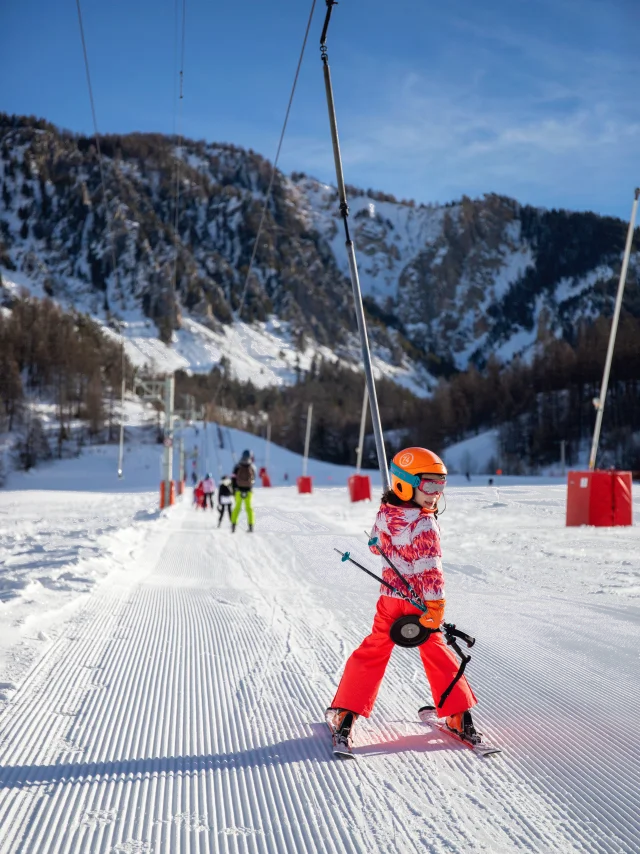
[332,732,355,759]
[325,709,356,759]
[418,706,502,757]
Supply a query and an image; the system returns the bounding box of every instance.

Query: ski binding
[325,708,356,759]
[418,706,502,757]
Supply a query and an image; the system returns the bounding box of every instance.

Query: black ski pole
[367,533,422,603]
[443,623,475,648]
[333,549,425,608]
[437,629,472,708]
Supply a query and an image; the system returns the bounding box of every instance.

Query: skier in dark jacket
[217,475,234,528]
[231,450,256,532]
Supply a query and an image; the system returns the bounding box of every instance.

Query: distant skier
[202,473,216,509]
[193,479,205,509]
[327,447,477,750]
[231,450,256,532]
[217,475,234,528]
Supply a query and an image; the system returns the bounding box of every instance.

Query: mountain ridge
[1,113,638,389]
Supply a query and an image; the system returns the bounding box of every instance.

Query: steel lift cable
[211,424,222,479]
[226,427,237,465]
[171,0,187,297]
[200,418,206,477]
[319,1,389,490]
[75,0,127,478]
[209,0,317,411]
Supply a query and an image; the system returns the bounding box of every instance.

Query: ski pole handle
[443,622,475,648]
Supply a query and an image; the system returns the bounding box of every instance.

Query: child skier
[193,479,205,509]
[231,450,256,532]
[217,475,234,528]
[327,447,477,749]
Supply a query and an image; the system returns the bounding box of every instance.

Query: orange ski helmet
[390,447,447,501]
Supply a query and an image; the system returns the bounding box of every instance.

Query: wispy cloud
[281,14,640,216]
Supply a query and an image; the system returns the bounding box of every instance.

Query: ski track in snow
[0,488,639,852]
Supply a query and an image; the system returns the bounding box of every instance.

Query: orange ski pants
[332,596,477,718]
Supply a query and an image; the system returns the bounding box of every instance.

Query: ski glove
[418,598,445,630]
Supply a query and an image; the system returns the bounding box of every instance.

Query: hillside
[1,114,639,391]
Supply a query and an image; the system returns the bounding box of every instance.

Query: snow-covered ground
[0,443,165,700]
[0,429,638,852]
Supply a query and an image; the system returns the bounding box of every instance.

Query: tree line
[177,313,640,473]
[412,314,640,472]
[0,292,132,470]
[1,292,637,476]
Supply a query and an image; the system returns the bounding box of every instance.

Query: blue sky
[2,0,638,218]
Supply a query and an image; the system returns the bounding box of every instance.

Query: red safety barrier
[297,476,313,494]
[160,480,176,509]
[177,480,184,496]
[566,470,632,527]
[348,473,372,503]
[259,467,272,487]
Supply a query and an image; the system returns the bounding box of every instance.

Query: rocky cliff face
[298,180,639,370]
[1,114,638,384]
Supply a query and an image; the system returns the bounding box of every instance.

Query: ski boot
[248,524,254,533]
[445,710,480,744]
[326,708,358,755]
[231,523,236,533]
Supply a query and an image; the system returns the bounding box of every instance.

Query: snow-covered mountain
[1,113,638,388]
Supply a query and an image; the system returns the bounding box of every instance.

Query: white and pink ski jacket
[369,503,445,602]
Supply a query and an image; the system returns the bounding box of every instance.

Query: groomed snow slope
[0,442,639,852]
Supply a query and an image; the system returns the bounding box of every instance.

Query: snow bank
[442,429,500,474]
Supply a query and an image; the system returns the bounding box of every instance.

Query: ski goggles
[390,462,446,495]
[416,477,446,496]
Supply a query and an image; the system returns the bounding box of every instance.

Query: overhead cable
[172,0,187,295]
[75,0,127,478]
[210,0,317,409]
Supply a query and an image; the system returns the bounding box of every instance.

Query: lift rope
[200,419,207,476]
[209,0,317,411]
[75,0,127,478]
[211,425,222,478]
[319,0,390,490]
[171,0,187,296]
[226,427,237,465]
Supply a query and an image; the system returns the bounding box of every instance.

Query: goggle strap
[390,462,421,487]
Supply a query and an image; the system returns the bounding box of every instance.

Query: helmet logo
[399,452,414,467]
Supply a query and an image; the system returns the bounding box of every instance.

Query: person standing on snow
[231,450,256,532]
[217,475,234,528]
[201,473,216,509]
[193,478,205,509]
[327,447,477,748]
